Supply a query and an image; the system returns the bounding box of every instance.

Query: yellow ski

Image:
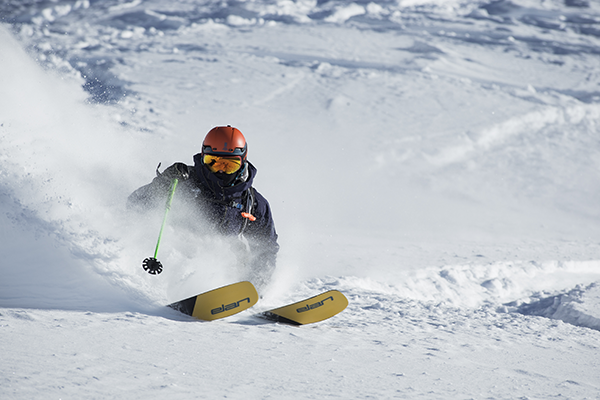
[260,290,348,325]
[168,281,258,321]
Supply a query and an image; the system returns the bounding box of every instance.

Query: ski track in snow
[2,0,600,398]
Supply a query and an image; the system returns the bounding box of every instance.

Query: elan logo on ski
[296,296,334,313]
[211,297,252,315]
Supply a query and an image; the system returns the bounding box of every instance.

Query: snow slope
[1,0,600,398]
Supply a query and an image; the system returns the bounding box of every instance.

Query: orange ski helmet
[201,125,247,160]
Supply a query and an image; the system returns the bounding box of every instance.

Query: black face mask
[213,171,237,186]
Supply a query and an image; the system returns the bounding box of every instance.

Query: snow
[1,0,600,398]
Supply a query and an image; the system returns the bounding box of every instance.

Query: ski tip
[262,290,348,325]
[168,281,259,321]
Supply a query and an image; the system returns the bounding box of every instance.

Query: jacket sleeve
[243,189,279,288]
[245,189,279,256]
[126,163,187,212]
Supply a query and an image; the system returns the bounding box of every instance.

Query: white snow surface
[2,0,600,398]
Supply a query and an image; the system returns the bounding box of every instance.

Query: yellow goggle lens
[203,154,242,174]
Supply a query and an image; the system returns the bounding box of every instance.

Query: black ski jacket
[127,160,279,286]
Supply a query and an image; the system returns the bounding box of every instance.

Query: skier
[127,125,279,291]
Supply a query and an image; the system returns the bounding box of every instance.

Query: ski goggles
[203,154,242,174]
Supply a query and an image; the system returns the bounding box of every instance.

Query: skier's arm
[246,190,279,255]
[126,163,189,212]
[244,190,279,281]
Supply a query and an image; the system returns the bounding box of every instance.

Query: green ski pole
[142,178,179,275]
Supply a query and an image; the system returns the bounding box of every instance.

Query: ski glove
[160,162,190,181]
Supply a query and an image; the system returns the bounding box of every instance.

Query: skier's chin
[214,172,237,186]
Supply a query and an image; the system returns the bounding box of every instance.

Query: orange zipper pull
[241,212,256,221]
